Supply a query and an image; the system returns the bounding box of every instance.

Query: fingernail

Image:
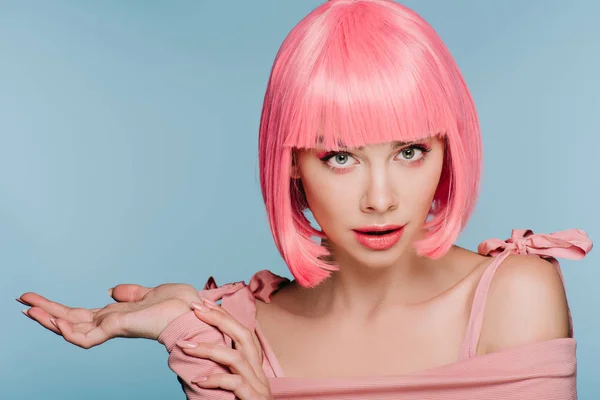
[200,297,219,309]
[50,318,58,328]
[21,309,30,317]
[108,288,114,297]
[191,301,210,313]
[192,376,208,383]
[176,339,198,349]
[16,298,30,306]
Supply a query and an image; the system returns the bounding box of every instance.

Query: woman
[19,0,593,399]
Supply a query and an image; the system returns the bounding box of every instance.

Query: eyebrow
[350,141,415,150]
[316,135,418,150]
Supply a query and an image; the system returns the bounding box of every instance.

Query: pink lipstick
[352,225,405,251]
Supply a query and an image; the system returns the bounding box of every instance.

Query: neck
[303,245,451,323]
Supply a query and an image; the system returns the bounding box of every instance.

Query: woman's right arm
[19,282,239,399]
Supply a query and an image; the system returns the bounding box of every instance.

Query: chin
[363,252,406,268]
[346,244,410,270]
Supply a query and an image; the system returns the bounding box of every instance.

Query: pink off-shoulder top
[158,229,593,399]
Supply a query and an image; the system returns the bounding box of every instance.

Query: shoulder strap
[459,228,592,359]
[459,250,511,359]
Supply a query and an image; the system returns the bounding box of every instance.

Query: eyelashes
[318,144,432,171]
[396,144,432,163]
[318,151,355,167]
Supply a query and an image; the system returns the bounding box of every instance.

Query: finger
[110,284,153,303]
[54,318,110,349]
[189,301,266,382]
[16,298,30,306]
[18,292,93,323]
[177,341,265,393]
[22,307,61,336]
[185,303,267,385]
[192,373,269,400]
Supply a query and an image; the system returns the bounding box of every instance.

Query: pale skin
[18,137,571,391]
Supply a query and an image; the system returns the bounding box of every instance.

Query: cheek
[403,156,444,213]
[299,164,357,232]
[303,175,356,229]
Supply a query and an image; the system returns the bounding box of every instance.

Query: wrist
[157,310,206,351]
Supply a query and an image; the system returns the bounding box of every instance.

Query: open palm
[18,283,202,349]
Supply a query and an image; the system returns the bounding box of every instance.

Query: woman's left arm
[163,298,274,400]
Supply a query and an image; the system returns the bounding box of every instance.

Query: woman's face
[296,136,445,268]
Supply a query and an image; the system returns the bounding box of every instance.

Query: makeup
[352,224,405,250]
[317,142,432,173]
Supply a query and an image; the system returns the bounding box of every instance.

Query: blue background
[2,1,598,398]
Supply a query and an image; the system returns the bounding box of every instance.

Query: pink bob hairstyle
[258,0,482,288]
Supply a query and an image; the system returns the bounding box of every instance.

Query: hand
[18,283,203,348]
[176,299,274,400]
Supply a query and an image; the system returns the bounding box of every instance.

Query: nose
[360,165,398,214]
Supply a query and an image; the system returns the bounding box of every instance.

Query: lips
[352,225,405,250]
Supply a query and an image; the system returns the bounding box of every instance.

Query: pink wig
[259,0,482,288]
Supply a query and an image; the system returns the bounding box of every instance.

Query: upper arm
[477,254,571,355]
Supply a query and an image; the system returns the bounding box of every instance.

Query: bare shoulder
[478,254,570,355]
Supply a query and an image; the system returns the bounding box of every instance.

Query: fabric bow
[202,270,289,303]
[478,228,592,263]
[199,270,290,333]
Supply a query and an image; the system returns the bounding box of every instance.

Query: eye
[332,153,350,165]
[395,145,430,163]
[319,151,358,169]
[400,147,420,160]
